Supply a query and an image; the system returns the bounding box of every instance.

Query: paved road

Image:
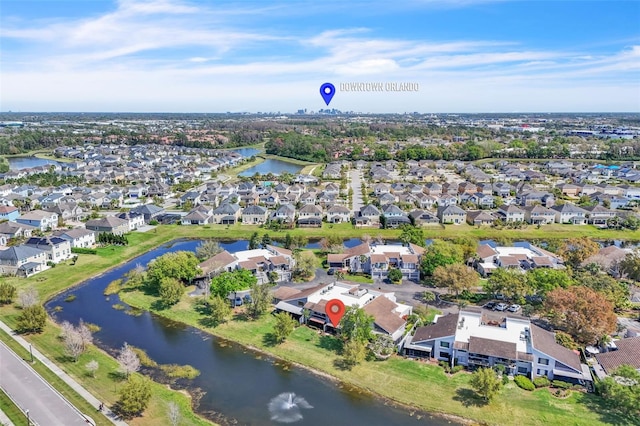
[0,341,89,426]
[349,169,364,214]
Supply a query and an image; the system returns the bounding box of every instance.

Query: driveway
[0,341,89,425]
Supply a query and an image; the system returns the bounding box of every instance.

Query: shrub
[552,380,572,390]
[533,377,550,388]
[502,374,509,385]
[514,375,535,391]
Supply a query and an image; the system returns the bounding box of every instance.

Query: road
[349,169,364,214]
[0,341,90,426]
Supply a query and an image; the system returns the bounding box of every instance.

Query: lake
[239,159,303,177]
[46,240,453,426]
[232,147,261,157]
[8,156,61,170]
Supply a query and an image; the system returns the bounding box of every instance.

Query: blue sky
[1,0,639,112]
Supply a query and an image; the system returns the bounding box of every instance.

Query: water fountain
[268,392,313,423]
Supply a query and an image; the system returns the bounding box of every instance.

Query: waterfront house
[437,205,466,224]
[241,205,269,225]
[0,245,48,277]
[85,216,130,236]
[53,228,96,248]
[551,203,588,224]
[24,236,72,263]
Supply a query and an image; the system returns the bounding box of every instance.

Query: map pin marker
[325,299,345,326]
[319,82,335,106]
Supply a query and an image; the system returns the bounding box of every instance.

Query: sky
[1,0,639,113]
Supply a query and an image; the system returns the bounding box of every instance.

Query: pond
[46,239,453,426]
[232,147,261,158]
[8,156,61,170]
[239,159,303,177]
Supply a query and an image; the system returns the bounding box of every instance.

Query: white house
[403,308,591,386]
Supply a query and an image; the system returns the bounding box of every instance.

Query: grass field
[0,387,28,426]
[119,289,633,426]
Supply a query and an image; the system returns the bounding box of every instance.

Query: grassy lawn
[342,273,373,284]
[0,387,28,426]
[119,289,630,426]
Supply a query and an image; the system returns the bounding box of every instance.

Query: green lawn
[119,289,631,426]
[0,388,28,426]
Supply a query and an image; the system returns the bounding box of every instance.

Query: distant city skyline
[1,0,639,113]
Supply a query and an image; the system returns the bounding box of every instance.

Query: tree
[261,233,272,248]
[85,360,99,378]
[574,270,631,312]
[145,251,200,294]
[342,338,367,367]
[208,295,231,325]
[544,286,617,344]
[420,240,464,277]
[470,367,502,402]
[167,401,182,426]
[484,267,532,300]
[61,319,93,362]
[527,268,573,296]
[597,365,640,418]
[620,250,640,282]
[293,250,316,280]
[117,342,141,378]
[399,225,425,247]
[339,306,374,343]
[558,237,600,268]
[0,282,16,305]
[209,269,257,299]
[195,239,222,261]
[248,232,260,250]
[158,276,184,306]
[432,264,479,296]
[387,268,403,283]
[17,287,39,308]
[116,375,152,419]
[247,282,271,319]
[319,234,343,253]
[273,311,297,343]
[369,334,395,359]
[16,305,47,333]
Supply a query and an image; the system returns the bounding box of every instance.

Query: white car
[508,304,521,312]
[494,303,509,311]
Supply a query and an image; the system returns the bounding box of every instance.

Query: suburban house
[326,205,351,223]
[297,204,323,228]
[551,203,588,225]
[16,210,59,231]
[198,245,295,284]
[355,204,381,227]
[584,205,618,226]
[327,242,424,281]
[85,216,131,236]
[0,206,20,222]
[24,236,72,263]
[273,281,412,342]
[522,205,556,225]
[211,203,241,224]
[0,221,35,240]
[497,205,525,223]
[466,210,497,226]
[593,337,640,379]
[402,308,592,386]
[131,204,165,223]
[0,245,48,277]
[117,211,145,231]
[474,241,563,276]
[241,205,269,225]
[437,205,466,224]
[53,228,96,248]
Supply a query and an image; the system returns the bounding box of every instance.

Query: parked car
[483,301,496,310]
[233,296,243,307]
[327,268,335,275]
[508,304,521,312]
[494,303,509,311]
[243,294,253,304]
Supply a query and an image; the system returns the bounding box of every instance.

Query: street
[0,341,90,426]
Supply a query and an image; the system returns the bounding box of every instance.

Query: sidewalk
[0,320,128,426]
